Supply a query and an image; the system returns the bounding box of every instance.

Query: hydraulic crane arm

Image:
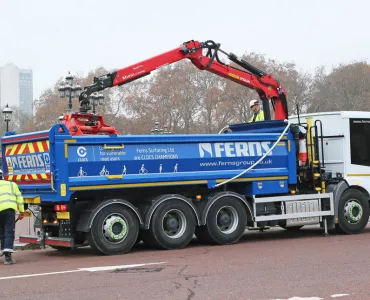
[79,40,288,120]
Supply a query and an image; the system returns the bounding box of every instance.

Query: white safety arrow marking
[79,262,166,272]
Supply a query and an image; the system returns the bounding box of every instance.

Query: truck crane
[61,40,288,136]
[1,40,368,256]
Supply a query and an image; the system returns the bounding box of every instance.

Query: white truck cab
[289,111,370,232]
[290,111,370,192]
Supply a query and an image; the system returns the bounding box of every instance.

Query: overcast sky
[0,0,369,100]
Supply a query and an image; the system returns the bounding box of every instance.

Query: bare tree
[308,61,370,113]
[32,53,365,136]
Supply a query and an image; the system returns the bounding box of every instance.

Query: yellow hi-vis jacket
[249,110,265,122]
[0,180,24,213]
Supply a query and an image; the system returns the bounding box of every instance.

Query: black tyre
[336,189,369,234]
[87,204,139,255]
[195,196,247,245]
[133,231,142,247]
[142,200,196,250]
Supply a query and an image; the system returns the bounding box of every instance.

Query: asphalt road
[1,225,370,300]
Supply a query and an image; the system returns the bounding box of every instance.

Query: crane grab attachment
[78,40,288,121]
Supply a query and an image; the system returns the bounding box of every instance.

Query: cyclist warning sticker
[96,146,126,162]
[69,144,178,163]
[70,145,126,162]
[68,141,288,178]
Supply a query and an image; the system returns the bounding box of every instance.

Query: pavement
[1,225,370,300]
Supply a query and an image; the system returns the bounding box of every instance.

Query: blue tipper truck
[4,119,332,255]
[4,40,369,255]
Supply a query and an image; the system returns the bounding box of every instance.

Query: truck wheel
[336,189,369,234]
[195,196,247,245]
[87,204,139,255]
[142,200,196,250]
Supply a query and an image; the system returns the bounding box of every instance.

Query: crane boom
[78,40,288,120]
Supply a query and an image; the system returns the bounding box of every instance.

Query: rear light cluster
[54,204,68,212]
[43,219,58,225]
[41,205,68,225]
[42,212,59,225]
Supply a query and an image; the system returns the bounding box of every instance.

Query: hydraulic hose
[218,126,231,134]
[214,120,290,188]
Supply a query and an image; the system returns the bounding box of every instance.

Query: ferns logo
[198,142,273,158]
[199,143,213,158]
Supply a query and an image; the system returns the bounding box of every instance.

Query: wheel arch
[327,180,349,220]
[143,194,200,229]
[328,179,370,221]
[200,191,253,225]
[76,199,144,232]
[347,185,370,200]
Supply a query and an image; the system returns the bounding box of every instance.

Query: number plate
[56,212,70,219]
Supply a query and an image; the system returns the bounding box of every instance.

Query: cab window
[349,118,370,166]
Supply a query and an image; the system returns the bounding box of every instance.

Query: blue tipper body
[1,120,297,203]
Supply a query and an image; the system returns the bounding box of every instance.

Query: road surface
[1,225,369,300]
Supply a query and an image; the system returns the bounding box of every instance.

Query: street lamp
[2,104,12,132]
[98,94,105,105]
[58,72,82,113]
[151,121,159,134]
[150,121,171,134]
[90,92,105,114]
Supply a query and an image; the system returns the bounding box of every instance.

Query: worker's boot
[4,252,16,265]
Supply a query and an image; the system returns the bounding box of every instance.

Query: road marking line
[273,297,323,300]
[0,270,83,280]
[331,295,349,298]
[0,261,166,280]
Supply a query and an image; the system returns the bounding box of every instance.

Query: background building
[0,63,33,116]
[19,69,33,115]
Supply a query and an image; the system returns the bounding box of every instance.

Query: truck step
[19,235,38,244]
[19,235,74,248]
